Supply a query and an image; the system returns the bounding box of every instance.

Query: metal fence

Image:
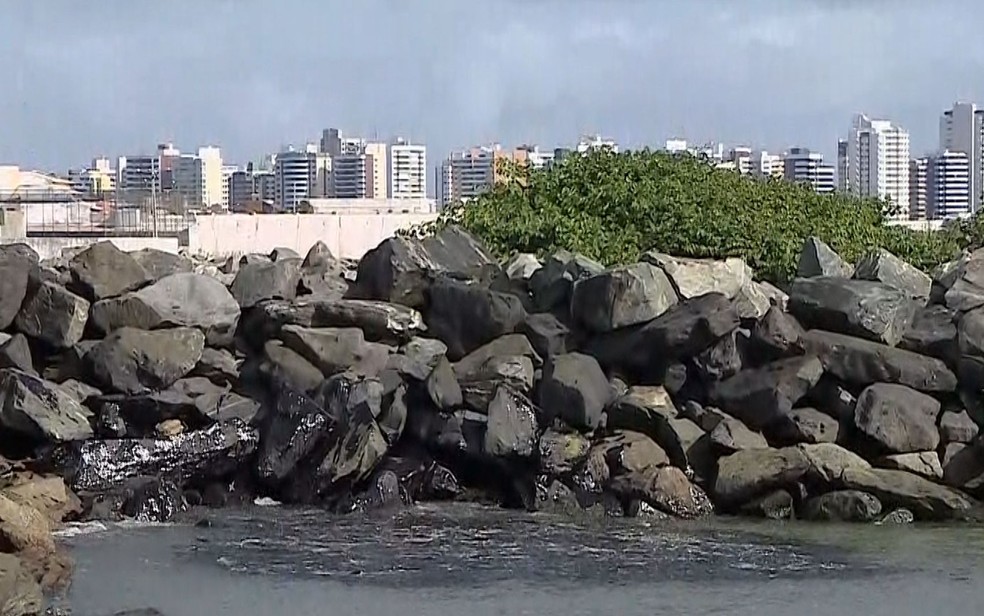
[2,188,196,237]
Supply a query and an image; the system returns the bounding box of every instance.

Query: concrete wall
[186,212,438,259]
[6,236,179,260]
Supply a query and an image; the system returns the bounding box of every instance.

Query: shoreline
[2,227,984,609]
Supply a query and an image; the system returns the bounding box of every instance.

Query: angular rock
[0,369,93,443]
[802,329,957,392]
[733,280,772,320]
[302,240,336,270]
[53,419,258,493]
[14,282,89,349]
[739,489,794,520]
[802,490,882,522]
[693,329,746,382]
[528,250,604,314]
[610,465,713,519]
[484,385,539,459]
[939,409,979,444]
[355,226,498,309]
[708,418,769,454]
[769,407,839,445]
[0,335,33,374]
[944,248,984,311]
[270,247,300,261]
[191,348,241,387]
[388,337,446,381]
[0,552,43,615]
[853,248,932,299]
[538,429,590,476]
[68,241,150,301]
[839,466,972,520]
[853,383,940,454]
[85,327,205,395]
[279,325,390,377]
[796,236,853,278]
[538,353,611,431]
[0,244,38,331]
[255,388,331,485]
[571,262,677,332]
[788,277,918,346]
[229,258,302,309]
[749,306,805,361]
[591,431,670,479]
[679,402,733,432]
[503,253,541,283]
[876,452,943,480]
[303,299,425,343]
[425,279,526,360]
[585,293,740,380]
[90,273,241,347]
[899,305,958,363]
[452,334,541,380]
[128,248,193,282]
[708,356,824,431]
[520,313,570,359]
[0,472,81,524]
[643,252,750,300]
[425,357,462,411]
[941,442,984,497]
[258,341,324,394]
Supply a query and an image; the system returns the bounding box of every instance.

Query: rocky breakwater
[2,231,984,608]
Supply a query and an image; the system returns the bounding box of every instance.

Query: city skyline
[5,0,984,169]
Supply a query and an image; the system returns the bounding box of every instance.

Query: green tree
[421,149,965,283]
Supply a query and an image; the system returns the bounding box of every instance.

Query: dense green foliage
[420,149,984,283]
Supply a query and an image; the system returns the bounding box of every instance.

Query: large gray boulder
[259,341,324,394]
[876,452,943,481]
[788,277,918,346]
[529,250,604,314]
[708,417,769,453]
[708,356,824,431]
[585,293,740,381]
[90,273,241,347]
[571,262,677,332]
[453,334,541,380]
[0,369,93,443]
[68,241,150,301]
[644,253,749,299]
[944,248,984,311]
[85,327,205,394]
[54,419,258,493]
[229,258,302,308]
[939,409,979,444]
[279,325,391,377]
[899,305,958,363]
[0,334,33,374]
[770,407,840,445]
[749,306,805,361]
[539,429,590,476]
[537,352,611,431]
[942,442,984,498]
[484,385,539,459]
[354,225,498,309]
[839,466,973,520]
[424,279,526,360]
[802,329,957,392]
[14,282,89,349]
[853,384,941,454]
[129,248,194,282]
[0,552,43,615]
[521,313,570,359]
[853,249,932,299]
[243,297,425,346]
[0,244,38,330]
[796,236,853,278]
[802,490,882,522]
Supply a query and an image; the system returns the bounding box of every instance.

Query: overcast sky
[3,0,984,170]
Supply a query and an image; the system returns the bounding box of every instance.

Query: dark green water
[57,504,984,615]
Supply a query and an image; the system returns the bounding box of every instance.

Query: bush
[423,149,966,283]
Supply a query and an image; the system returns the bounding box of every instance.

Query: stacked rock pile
[1,227,984,606]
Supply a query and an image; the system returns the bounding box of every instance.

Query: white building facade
[928,149,971,219]
[783,147,835,193]
[389,140,427,199]
[939,102,984,213]
[845,114,911,220]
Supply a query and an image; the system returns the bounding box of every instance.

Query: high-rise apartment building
[939,102,984,213]
[329,142,388,199]
[273,149,330,211]
[68,157,115,196]
[837,139,849,192]
[389,139,426,199]
[749,151,784,179]
[845,114,910,219]
[576,135,619,153]
[171,146,224,209]
[928,150,972,219]
[783,147,835,193]
[909,158,929,220]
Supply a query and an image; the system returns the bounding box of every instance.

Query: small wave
[54,521,109,538]
[253,497,281,507]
